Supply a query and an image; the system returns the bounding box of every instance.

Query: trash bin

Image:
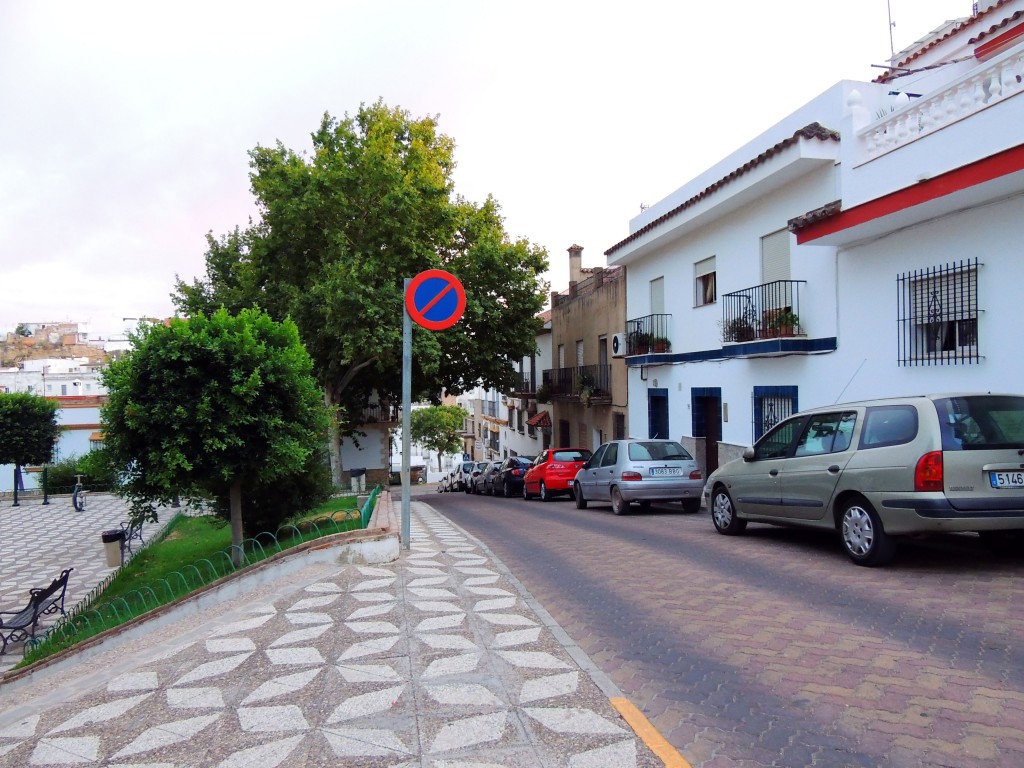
[350,468,366,493]
[101,529,125,568]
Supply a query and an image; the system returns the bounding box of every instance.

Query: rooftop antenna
[887,0,896,59]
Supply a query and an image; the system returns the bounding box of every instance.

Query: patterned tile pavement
[0,503,665,767]
[0,495,173,675]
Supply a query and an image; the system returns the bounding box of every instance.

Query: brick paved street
[432,491,1024,768]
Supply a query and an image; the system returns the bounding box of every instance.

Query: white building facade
[606,2,1024,479]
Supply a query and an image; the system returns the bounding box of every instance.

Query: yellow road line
[610,697,692,768]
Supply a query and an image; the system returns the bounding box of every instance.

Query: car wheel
[522,483,532,500]
[503,480,512,498]
[681,499,701,514]
[711,487,746,534]
[611,486,630,515]
[841,497,896,567]
[539,481,551,502]
[574,481,588,509]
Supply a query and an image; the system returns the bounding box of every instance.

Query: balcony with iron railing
[511,372,536,395]
[359,403,400,423]
[721,280,806,343]
[482,400,500,418]
[542,364,611,405]
[624,314,672,355]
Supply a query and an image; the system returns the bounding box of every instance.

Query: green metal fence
[20,485,383,667]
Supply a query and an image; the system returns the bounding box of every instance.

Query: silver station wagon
[704,393,1024,566]
[573,439,704,514]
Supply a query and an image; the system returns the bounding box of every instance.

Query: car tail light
[915,451,943,492]
[513,469,521,476]
[689,469,702,480]
[621,471,643,481]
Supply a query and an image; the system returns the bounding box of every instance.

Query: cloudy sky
[0,1,975,339]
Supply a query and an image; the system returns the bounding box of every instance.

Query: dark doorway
[648,389,669,439]
[692,388,722,477]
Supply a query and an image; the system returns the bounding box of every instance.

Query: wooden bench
[0,568,73,654]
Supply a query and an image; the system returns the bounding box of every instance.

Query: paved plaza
[0,494,173,675]
[0,502,665,767]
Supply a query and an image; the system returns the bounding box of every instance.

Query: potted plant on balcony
[535,383,551,404]
[577,373,596,408]
[768,309,800,337]
[651,336,671,353]
[628,331,653,354]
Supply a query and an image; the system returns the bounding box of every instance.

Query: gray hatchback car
[573,439,704,514]
[704,393,1024,566]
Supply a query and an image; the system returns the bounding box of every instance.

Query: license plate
[649,467,682,477]
[990,471,1024,488]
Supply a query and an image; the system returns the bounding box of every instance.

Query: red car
[523,447,593,502]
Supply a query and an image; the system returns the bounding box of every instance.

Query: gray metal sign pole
[401,277,412,550]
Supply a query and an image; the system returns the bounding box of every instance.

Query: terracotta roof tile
[527,410,551,428]
[605,123,840,257]
[873,1,1010,83]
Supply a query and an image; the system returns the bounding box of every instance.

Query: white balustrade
[857,46,1024,163]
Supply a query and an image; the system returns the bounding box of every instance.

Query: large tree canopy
[173,101,548,447]
[0,392,60,466]
[101,308,329,559]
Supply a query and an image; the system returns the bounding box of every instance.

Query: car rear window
[627,441,693,461]
[860,406,918,449]
[934,395,1024,450]
[552,450,591,462]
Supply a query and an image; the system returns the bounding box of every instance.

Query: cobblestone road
[431,490,1024,768]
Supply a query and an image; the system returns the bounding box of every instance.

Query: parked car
[703,393,1024,567]
[573,439,703,515]
[467,460,491,494]
[452,460,476,493]
[495,456,534,498]
[474,460,503,495]
[523,448,592,501]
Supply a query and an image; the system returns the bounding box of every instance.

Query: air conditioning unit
[611,333,628,358]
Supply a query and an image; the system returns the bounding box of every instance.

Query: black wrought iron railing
[511,372,535,395]
[721,280,806,342]
[542,364,611,399]
[624,314,672,354]
[897,258,979,366]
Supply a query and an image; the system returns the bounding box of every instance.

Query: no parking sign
[404,269,466,331]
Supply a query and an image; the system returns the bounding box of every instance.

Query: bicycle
[72,474,88,512]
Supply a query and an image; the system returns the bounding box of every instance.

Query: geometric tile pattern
[0,503,661,767]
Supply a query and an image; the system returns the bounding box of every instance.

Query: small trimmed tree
[0,393,60,505]
[410,405,468,471]
[101,308,330,562]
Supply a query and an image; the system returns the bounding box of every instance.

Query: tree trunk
[326,389,344,486]
[230,478,244,567]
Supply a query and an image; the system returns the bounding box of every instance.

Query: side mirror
[742,447,755,461]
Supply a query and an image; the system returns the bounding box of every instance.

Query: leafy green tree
[14,323,31,337]
[173,101,547,482]
[101,308,330,562]
[410,405,469,470]
[0,393,60,500]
